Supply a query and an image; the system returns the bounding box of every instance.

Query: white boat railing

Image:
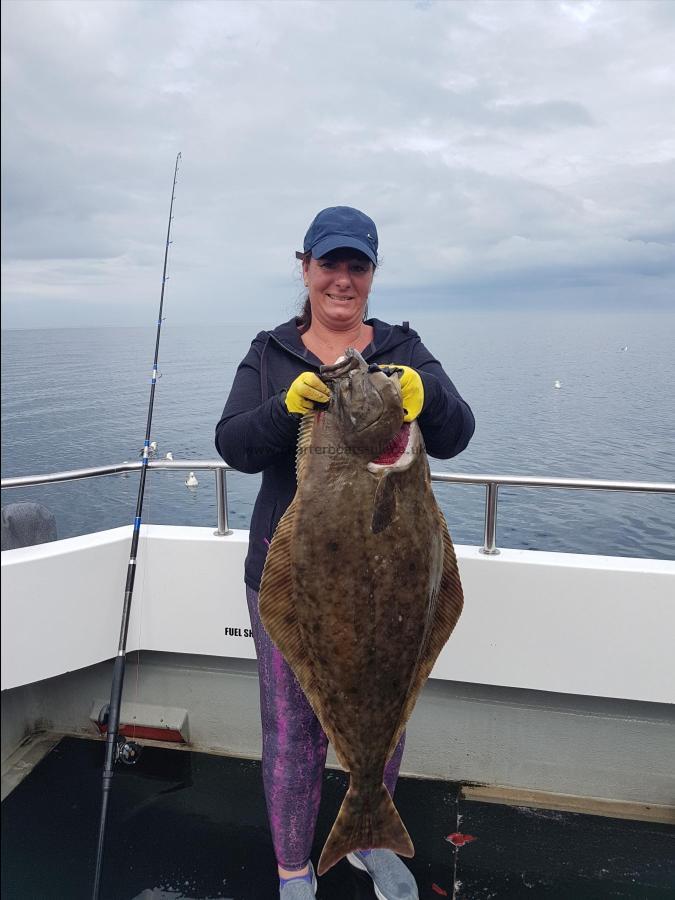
[2,460,673,555]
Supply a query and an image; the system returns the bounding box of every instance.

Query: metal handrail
[2,460,674,554]
[0,460,235,538]
[430,471,675,555]
[0,459,225,487]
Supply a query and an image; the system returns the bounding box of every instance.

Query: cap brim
[310,235,377,265]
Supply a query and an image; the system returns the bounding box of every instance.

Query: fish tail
[317,782,414,875]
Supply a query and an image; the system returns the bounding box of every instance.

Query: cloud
[489,99,596,131]
[1,0,674,327]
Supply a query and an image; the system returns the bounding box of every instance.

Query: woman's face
[303,249,374,329]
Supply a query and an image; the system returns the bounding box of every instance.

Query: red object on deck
[96,723,185,743]
[446,832,477,847]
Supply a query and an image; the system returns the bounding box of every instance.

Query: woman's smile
[325,292,355,302]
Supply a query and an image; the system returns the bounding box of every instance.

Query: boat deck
[1,735,673,899]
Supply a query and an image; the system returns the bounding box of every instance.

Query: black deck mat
[1,736,673,899]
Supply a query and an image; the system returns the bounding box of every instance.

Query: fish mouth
[320,351,363,380]
[367,422,415,471]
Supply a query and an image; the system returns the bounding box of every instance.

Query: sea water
[1,310,674,560]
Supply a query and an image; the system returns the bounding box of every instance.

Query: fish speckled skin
[260,349,463,874]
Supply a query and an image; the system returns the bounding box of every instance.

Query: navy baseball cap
[297,206,378,265]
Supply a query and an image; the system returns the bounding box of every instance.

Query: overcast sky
[2,0,674,328]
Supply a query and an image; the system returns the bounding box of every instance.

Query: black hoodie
[215,317,475,590]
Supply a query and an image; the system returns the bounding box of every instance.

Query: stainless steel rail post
[481,481,500,555]
[214,468,233,536]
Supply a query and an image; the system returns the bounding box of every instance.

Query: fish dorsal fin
[259,501,311,691]
[296,412,315,482]
[259,494,348,769]
[385,514,464,761]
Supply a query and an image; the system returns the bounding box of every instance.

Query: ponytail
[296,295,312,334]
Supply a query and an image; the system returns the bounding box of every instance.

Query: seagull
[139,440,158,458]
[553,380,562,389]
[165,452,174,460]
[185,471,198,488]
[621,345,628,352]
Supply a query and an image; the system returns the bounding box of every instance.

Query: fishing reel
[117,738,142,766]
[97,704,142,766]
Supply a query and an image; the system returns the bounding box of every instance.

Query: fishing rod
[92,152,182,900]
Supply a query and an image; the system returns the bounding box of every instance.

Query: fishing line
[132,480,151,744]
[131,379,175,741]
[130,409,165,742]
[132,387,163,740]
[92,152,182,900]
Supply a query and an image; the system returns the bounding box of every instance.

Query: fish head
[320,348,404,456]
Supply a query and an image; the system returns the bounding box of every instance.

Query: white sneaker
[279,861,317,899]
[347,850,418,900]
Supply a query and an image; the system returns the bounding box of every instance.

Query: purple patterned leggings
[246,586,406,870]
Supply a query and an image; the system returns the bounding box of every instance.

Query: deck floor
[1,736,673,899]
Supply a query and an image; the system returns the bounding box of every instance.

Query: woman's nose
[334,264,352,286]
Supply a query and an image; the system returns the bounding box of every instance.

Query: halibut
[259,349,463,874]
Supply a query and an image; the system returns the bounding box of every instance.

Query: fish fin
[371,471,398,534]
[386,516,464,760]
[295,412,315,482]
[259,499,314,698]
[259,493,347,766]
[317,782,414,875]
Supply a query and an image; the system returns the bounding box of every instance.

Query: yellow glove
[285,371,331,415]
[378,364,424,422]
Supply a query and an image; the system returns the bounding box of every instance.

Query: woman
[215,206,475,900]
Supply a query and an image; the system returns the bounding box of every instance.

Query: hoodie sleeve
[410,338,475,459]
[215,336,299,474]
